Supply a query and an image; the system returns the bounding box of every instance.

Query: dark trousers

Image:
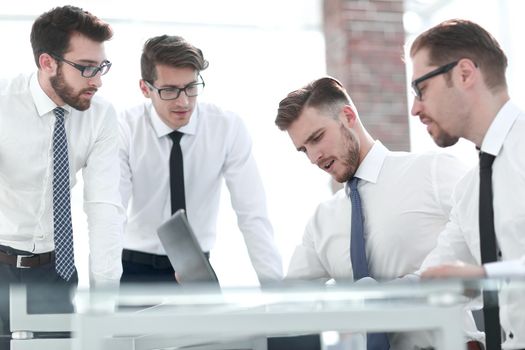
[121,249,179,283]
[121,248,215,284]
[268,334,321,350]
[0,246,77,350]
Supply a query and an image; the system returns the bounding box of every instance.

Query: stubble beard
[432,127,459,148]
[337,124,360,183]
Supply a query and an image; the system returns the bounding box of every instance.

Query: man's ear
[340,105,357,128]
[39,53,57,75]
[139,79,151,98]
[457,58,478,88]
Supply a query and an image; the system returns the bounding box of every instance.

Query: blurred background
[1,0,524,288]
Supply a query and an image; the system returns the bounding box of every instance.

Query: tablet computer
[157,209,219,286]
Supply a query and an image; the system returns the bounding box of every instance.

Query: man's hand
[421,261,486,279]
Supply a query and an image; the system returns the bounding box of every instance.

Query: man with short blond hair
[275,76,483,349]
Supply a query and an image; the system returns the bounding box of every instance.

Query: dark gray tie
[479,152,501,350]
[52,107,75,281]
[347,178,390,350]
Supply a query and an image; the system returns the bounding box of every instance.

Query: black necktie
[479,152,501,350]
[169,131,185,214]
[347,178,390,350]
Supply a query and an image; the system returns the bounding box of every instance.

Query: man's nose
[174,91,190,106]
[88,72,103,88]
[410,97,422,117]
[308,147,322,166]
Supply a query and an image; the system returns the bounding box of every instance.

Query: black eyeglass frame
[411,60,459,100]
[144,75,205,101]
[49,53,112,78]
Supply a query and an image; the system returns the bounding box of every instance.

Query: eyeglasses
[50,53,112,78]
[411,61,459,100]
[144,76,205,100]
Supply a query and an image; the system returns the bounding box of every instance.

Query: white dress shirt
[286,141,482,349]
[119,101,283,283]
[0,73,124,284]
[419,100,525,349]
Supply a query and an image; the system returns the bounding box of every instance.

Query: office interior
[1,0,524,349]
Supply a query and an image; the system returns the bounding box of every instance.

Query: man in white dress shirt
[275,77,483,349]
[410,19,525,350]
[0,6,123,350]
[118,35,282,284]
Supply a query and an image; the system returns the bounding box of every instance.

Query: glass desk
[72,280,468,350]
[8,278,524,350]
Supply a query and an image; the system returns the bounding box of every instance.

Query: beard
[429,125,459,148]
[336,124,360,183]
[50,66,97,111]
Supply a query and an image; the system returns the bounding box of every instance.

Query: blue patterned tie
[52,107,75,281]
[348,177,390,350]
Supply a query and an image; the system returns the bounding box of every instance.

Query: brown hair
[141,35,209,82]
[275,77,352,131]
[30,5,113,68]
[410,19,507,91]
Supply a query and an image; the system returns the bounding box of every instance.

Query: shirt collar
[149,102,199,138]
[481,100,520,156]
[29,72,72,117]
[353,140,389,184]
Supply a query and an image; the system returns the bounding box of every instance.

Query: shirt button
[509,332,514,339]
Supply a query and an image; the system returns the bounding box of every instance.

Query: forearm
[85,202,124,284]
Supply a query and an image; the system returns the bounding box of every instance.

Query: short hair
[275,77,353,131]
[30,5,113,68]
[410,19,507,91]
[141,35,209,82]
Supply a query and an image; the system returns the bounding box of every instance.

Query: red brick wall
[323,0,409,151]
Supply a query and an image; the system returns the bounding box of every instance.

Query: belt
[0,250,55,268]
[122,249,173,269]
[122,249,211,270]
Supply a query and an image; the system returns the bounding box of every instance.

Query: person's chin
[71,100,91,111]
[332,173,347,184]
[171,118,190,129]
[433,133,459,148]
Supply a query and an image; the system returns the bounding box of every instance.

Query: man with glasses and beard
[0,6,123,349]
[275,77,483,349]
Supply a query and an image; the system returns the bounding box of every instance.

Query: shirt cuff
[484,258,525,277]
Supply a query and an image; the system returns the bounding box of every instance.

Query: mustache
[418,112,431,119]
[80,87,98,94]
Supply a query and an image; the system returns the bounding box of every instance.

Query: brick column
[323,0,409,151]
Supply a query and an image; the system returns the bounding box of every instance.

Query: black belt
[0,249,55,268]
[122,249,173,269]
[122,249,210,269]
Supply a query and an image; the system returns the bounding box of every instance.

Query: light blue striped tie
[348,177,390,350]
[52,107,75,281]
